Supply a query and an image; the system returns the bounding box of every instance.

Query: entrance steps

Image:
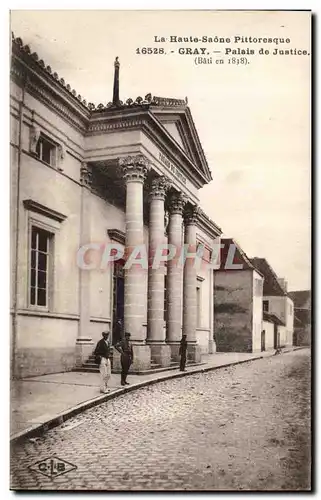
[73,352,204,375]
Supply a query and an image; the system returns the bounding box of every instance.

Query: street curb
[10,348,305,445]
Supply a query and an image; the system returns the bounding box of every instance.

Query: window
[36,134,57,167]
[263,300,269,312]
[30,226,53,307]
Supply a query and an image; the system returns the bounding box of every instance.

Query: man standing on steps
[179,335,188,372]
[115,332,134,386]
[94,331,112,394]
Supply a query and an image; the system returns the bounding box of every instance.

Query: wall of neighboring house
[214,269,253,353]
[252,270,264,352]
[285,296,294,346]
[264,295,294,346]
[262,320,275,350]
[278,325,287,347]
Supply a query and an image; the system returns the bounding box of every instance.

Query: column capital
[168,192,187,215]
[119,154,150,183]
[184,204,201,226]
[149,176,170,202]
[80,162,92,187]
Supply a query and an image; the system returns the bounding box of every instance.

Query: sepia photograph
[9,9,311,491]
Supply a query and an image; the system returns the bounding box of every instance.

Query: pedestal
[187,343,202,363]
[149,343,171,367]
[75,338,94,367]
[168,342,181,362]
[112,344,151,373]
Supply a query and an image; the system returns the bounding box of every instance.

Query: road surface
[11,348,311,491]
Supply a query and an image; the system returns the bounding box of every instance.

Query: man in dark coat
[179,334,188,371]
[94,331,111,393]
[115,332,134,386]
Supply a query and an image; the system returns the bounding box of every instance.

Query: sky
[10,10,311,291]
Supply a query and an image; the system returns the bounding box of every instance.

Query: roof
[294,309,311,327]
[263,311,286,326]
[250,257,286,296]
[216,238,264,276]
[288,290,311,310]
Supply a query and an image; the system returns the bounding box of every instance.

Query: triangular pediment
[149,99,212,184]
[161,121,187,152]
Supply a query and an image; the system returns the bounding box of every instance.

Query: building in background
[213,239,264,353]
[10,35,222,378]
[262,311,286,351]
[288,290,311,346]
[251,258,294,347]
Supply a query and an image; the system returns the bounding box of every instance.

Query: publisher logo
[29,456,77,478]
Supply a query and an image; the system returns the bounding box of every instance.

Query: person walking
[94,331,112,393]
[115,332,134,386]
[179,334,188,371]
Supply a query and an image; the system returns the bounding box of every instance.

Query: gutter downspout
[11,74,26,379]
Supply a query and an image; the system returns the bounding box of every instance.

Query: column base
[187,343,202,363]
[149,343,171,367]
[75,338,94,367]
[112,344,151,373]
[167,342,181,362]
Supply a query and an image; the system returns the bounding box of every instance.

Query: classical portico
[106,151,203,369]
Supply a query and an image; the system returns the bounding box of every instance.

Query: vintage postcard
[10,10,311,491]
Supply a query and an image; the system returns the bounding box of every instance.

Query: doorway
[261,330,266,352]
[112,259,124,345]
[273,324,280,349]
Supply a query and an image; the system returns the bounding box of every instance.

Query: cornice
[196,208,222,239]
[107,229,125,245]
[11,35,91,114]
[23,199,67,223]
[26,78,88,133]
[11,40,89,133]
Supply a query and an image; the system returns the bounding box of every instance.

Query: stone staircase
[73,349,193,374]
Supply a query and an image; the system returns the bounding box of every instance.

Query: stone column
[76,162,94,366]
[120,154,151,371]
[147,176,171,367]
[183,206,201,362]
[166,192,186,361]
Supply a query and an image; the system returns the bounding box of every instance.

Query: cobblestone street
[10,349,311,491]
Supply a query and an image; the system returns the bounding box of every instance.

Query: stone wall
[262,320,275,350]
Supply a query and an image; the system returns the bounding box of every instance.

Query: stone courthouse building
[10,35,222,378]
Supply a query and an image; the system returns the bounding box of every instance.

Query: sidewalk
[11,349,299,442]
